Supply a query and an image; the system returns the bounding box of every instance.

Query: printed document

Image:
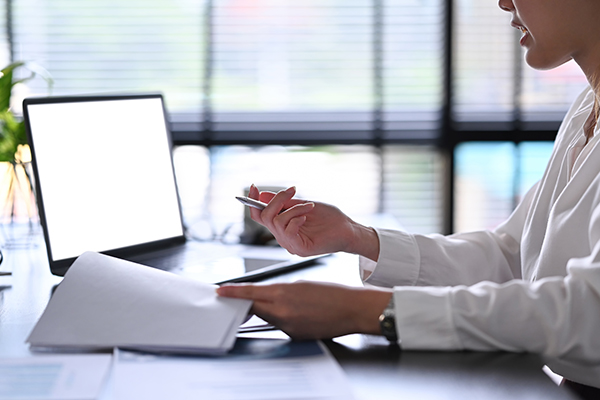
[112,338,355,400]
[0,354,111,400]
[27,252,251,354]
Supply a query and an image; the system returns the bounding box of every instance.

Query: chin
[524,51,572,71]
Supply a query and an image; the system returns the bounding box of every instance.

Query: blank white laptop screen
[26,97,184,261]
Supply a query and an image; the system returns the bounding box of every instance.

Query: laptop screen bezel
[23,93,187,276]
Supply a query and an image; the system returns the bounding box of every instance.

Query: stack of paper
[27,251,251,354]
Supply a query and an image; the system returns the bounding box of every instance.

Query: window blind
[383,145,444,233]
[8,0,589,140]
[211,1,374,141]
[10,0,446,144]
[383,0,444,141]
[453,0,516,128]
[12,0,205,115]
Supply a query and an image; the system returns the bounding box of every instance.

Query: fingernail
[216,286,232,296]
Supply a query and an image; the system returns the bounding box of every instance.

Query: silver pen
[236,196,268,210]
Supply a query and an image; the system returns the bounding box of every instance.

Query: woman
[218,0,600,393]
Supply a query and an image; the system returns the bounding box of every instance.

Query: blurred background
[1,0,588,239]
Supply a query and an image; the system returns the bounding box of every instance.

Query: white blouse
[359,86,600,387]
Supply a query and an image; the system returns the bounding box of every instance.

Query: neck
[579,66,600,103]
[570,35,600,95]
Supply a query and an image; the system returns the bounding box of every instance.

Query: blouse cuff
[393,287,462,350]
[360,228,421,288]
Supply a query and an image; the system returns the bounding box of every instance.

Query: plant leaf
[0,61,53,162]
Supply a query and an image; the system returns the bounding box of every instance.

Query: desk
[0,234,579,399]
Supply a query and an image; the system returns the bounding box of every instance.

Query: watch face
[381,317,394,330]
[379,314,398,342]
[379,297,397,342]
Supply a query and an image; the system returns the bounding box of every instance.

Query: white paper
[27,252,252,354]
[112,340,355,400]
[0,354,112,400]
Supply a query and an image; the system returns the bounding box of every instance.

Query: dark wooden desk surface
[0,235,579,399]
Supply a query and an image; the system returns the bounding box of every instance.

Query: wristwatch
[379,296,399,343]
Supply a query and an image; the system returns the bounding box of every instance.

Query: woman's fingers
[248,184,264,223]
[260,187,296,224]
[284,215,307,237]
[216,283,275,302]
[257,190,277,204]
[245,184,324,255]
[249,186,297,226]
[248,184,260,199]
[272,202,314,230]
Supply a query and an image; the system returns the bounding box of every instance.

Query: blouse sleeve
[360,180,539,288]
[391,194,600,386]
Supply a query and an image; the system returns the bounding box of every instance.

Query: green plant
[0,61,53,163]
[0,62,52,227]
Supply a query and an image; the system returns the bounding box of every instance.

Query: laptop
[23,94,323,282]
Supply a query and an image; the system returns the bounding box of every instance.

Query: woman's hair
[585,70,600,143]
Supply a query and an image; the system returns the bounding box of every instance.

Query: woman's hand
[217,281,393,340]
[247,185,379,261]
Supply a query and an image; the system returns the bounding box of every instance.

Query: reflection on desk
[0,237,579,400]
